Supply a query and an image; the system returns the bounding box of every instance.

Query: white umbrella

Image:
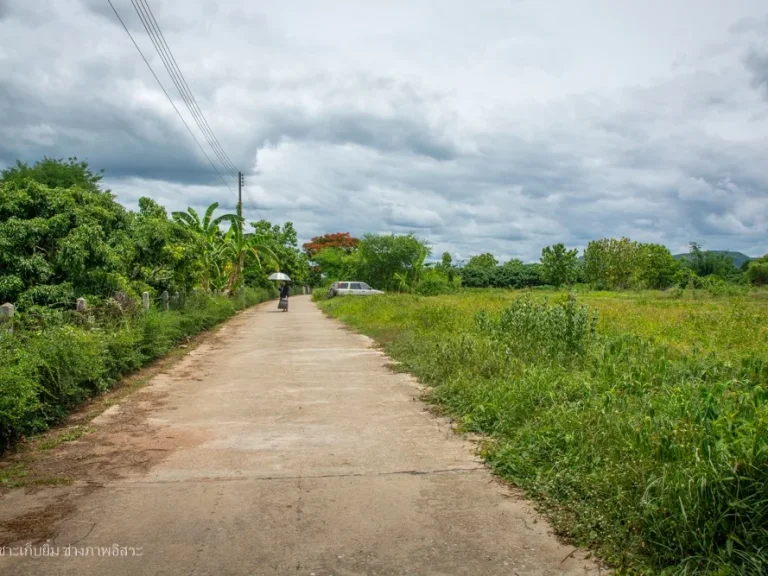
[268,272,291,282]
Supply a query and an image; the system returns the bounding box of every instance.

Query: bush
[416,269,460,296]
[0,287,275,452]
[320,293,768,575]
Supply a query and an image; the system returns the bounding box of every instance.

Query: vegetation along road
[0,296,597,575]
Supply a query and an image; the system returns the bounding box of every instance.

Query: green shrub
[0,288,275,452]
[321,292,768,575]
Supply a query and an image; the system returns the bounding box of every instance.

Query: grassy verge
[0,287,275,453]
[319,290,768,575]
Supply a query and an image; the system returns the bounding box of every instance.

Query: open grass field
[319,289,768,575]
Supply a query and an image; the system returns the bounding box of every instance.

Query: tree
[124,197,199,294]
[540,243,578,287]
[746,256,768,286]
[219,221,278,292]
[0,164,131,305]
[686,242,740,279]
[250,220,310,286]
[584,239,630,289]
[441,252,453,268]
[1,157,103,193]
[302,232,359,258]
[356,234,431,291]
[312,247,359,281]
[172,203,237,291]
[635,243,679,289]
[466,253,498,269]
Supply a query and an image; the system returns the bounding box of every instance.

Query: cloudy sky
[1,0,767,262]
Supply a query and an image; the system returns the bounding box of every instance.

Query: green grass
[320,289,768,575]
[36,425,94,451]
[0,287,276,452]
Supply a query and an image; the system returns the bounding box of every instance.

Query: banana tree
[220,220,279,292]
[172,202,237,291]
[409,246,429,290]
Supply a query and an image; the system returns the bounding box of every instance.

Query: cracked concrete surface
[0,296,599,575]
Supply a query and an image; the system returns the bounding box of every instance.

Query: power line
[130,0,240,180]
[107,0,237,200]
[137,0,240,178]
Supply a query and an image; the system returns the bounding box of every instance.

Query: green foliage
[0,288,275,452]
[1,157,103,192]
[746,256,768,287]
[357,233,431,291]
[460,261,543,288]
[584,238,679,289]
[312,247,360,282]
[685,243,742,281]
[540,243,579,286]
[0,156,292,451]
[415,268,460,296]
[249,220,308,287]
[0,172,130,303]
[310,232,430,292]
[320,290,768,575]
[466,252,498,269]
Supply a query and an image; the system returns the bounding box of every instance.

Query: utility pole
[238,171,244,235]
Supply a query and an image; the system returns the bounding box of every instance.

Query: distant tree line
[305,231,767,295]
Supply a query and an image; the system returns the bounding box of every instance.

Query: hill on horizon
[673,250,754,268]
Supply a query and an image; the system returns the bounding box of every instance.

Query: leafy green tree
[172,203,237,291]
[312,247,360,281]
[0,165,131,305]
[219,221,278,292]
[1,157,103,193]
[466,253,498,269]
[635,243,679,289]
[583,238,639,289]
[356,234,431,291]
[686,242,740,280]
[441,252,453,268]
[122,197,199,294]
[746,256,768,286]
[250,220,310,286]
[540,243,579,286]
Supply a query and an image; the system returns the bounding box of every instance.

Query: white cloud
[1,0,767,261]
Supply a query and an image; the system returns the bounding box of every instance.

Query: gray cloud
[2,0,768,262]
[746,49,768,97]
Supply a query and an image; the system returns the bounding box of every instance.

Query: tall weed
[321,291,768,575]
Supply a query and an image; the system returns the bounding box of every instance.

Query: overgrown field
[0,287,275,452]
[319,290,768,575]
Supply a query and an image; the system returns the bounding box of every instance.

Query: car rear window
[350,283,362,289]
[339,283,349,289]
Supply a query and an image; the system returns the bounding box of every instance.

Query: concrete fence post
[172,292,180,308]
[0,303,14,334]
[162,291,169,311]
[76,297,88,312]
[142,292,150,312]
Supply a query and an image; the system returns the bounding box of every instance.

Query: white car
[328,281,384,297]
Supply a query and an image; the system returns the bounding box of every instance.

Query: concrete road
[0,296,597,575]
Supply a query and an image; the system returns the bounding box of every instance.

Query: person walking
[279,281,290,312]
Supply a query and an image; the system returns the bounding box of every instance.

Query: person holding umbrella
[268,272,291,312]
[279,281,290,311]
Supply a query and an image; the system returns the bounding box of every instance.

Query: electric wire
[130,0,240,179]
[107,0,237,201]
